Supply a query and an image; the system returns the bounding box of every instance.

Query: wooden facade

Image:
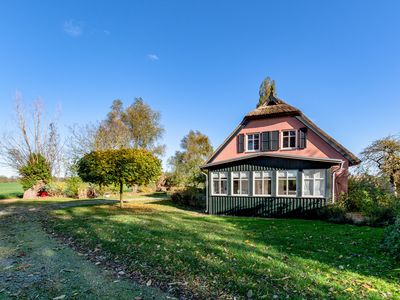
[206,156,334,217]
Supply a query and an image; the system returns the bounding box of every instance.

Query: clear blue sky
[1,1,400,176]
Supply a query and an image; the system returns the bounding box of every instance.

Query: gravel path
[0,200,172,299]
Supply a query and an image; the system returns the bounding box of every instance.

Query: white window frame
[277,170,298,197]
[302,169,326,198]
[231,171,249,196]
[281,130,297,150]
[211,172,228,196]
[246,133,260,152]
[253,171,272,196]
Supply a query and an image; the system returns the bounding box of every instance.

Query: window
[277,170,297,196]
[282,130,297,149]
[253,171,272,196]
[303,170,325,197]
[246,133,260,151]
[232,172,249,195]
[211,172,228,195]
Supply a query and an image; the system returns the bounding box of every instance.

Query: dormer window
[282,130,297,149]
[246,133,260,152]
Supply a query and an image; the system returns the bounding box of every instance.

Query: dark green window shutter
[237,134,244,153]
[270,131,279,150]
[299,127,307,149]
[261,132,270,151]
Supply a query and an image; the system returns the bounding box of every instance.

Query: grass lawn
[45,200,400,299]
[0,182,23,199]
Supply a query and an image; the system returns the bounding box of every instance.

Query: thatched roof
[246,94,301,118]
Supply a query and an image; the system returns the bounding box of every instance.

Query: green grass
[0,182,23,199]
[46,200,400,299]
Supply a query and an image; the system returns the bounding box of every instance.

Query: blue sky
[1,1,400,176]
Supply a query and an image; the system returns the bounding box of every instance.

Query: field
[45,199,400,299]
[0,182,23,199]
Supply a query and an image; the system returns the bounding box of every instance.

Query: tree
[92,98,165,155]
[78,148,162,207]
[68,98,165,175]
[19,153,52,190]
[0,93,63,180]
[94,99,130,150]
[257,77,277,107]
[361,136,400,196]
[168,130,213,188]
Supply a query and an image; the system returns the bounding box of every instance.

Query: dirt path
[0,201,172,299]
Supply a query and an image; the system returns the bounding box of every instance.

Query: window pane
[283,132,289,137]
[212,172,218,179]
[303,170,312,179]
[263,171,272,178]
[213,180,219,194]
[241,179,249,194]
[315,179,324,196]
[290,136,296,148]
[264,179,271,195]
[283,138,289,148]
[254,139,260,150]
[287,170,297,178]
[303,179,313,196]
[278,179,286,195]
[248,140,254,151]
[232,172,239,179]
[288,179,297,195]
[254,179,263,195]
[233,179,240,194]
[314,170,324,179]
[289,131,296,137]
[278,171,286,178]
[221,180,228,195]
[240,172,248,178]
[254,171,262,179]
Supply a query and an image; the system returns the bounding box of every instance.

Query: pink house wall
[212,116,350,196]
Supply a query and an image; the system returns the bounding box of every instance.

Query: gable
[206,115,358,167]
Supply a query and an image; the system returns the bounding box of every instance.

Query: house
[201,92,360,217]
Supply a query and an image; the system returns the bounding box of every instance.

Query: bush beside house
[313,174,399,226]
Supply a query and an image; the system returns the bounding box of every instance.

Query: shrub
[19,153,51,190]
[381,216,400,261]
[46,181,66,197]
[171,187,206,209]
[337,175,400,226]
[64,177,85,198]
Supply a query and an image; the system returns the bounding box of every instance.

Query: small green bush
[337,175,400,226]
[46,181,66,197]
[171,187,205,209]
[19,154,52,190]
[64,177,85,198]
[381,216,400,261]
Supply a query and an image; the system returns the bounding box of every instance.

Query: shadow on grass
[0,193,23,200]
[45,202,400,299]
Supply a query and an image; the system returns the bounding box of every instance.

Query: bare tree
[361,135,400,196]
[0,92,63,176]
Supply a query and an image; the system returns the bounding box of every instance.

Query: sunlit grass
[46,200,400,299]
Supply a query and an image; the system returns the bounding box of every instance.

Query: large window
[211,172,228,195]
[246,133,260,151]
[253,171,272,196]
[303,170,325,197]
[232,172,249,195]
[282,130,297,149]
[277,170,297,196]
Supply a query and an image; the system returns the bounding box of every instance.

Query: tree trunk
[119,181,123,208]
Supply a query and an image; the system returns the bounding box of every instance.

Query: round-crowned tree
[78,148,162,207]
